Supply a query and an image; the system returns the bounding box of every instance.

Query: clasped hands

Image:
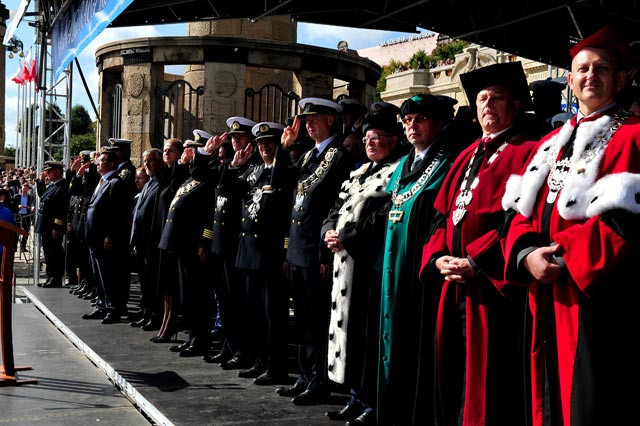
[435,255,477,283]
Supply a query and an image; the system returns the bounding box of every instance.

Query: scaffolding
[13,8,72,285]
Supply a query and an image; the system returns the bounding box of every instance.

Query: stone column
[292,70,334,99]
[201,62,247,134]
[121,62,163,165]
[96,69,118,148]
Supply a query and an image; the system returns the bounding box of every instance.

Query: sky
[3,0,425,147]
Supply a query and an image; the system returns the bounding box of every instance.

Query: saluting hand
[281,116,301,149]
[205,133,228,154]
[71,157,82,172]
[230,143,254,168]
[181,147,195,164]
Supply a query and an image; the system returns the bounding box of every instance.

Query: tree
[376,59,406,101]
[71,133,96,156]
[3,146,16,157]
[71,105,93,135]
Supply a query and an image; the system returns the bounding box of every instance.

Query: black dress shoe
[276,382,307,397]
[326,404,364,421]
[345,410,376,426]
[253,372,291,386]
[179,344,207,357]
[101,313,121,324]
[238,365,266,379]
[82,310,106,320]
[141,318,161,331]
[130,316,149,328]
[291,389,329,406]
[221,356,253,370]
[170,341,191,353]
[203,352,232,364]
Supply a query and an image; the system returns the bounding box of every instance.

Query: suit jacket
[85,173,130,249]
[13,193,35,214]
[211,161,247,258]
[35,179,69,235]
[231,157,295,271]
[286,136,353,267]
[130,177,160,254]
[158,177,215,255]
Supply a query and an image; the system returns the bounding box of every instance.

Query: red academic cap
[570,26,634,68]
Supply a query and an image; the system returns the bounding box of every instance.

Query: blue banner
[51,0,135,80]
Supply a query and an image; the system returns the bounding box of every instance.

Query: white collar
[482,125,512,140]
[315,135,336,156]
[414,144,432,161]
[577,102,616,122]
[101,170,116,181]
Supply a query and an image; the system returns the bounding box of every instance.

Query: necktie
[93,178,104,195]
[410,156,423,172]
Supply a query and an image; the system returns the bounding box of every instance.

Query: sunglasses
[401,115,430,125]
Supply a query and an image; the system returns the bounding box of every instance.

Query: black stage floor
[12,281,347,425]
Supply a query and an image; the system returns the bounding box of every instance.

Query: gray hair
[143,148,163,161]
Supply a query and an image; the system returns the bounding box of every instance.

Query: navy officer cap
[298,97,342,116]
[226,117,256,135]
[252,122,285,141]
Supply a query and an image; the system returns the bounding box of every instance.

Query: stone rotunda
[95,17,380,164]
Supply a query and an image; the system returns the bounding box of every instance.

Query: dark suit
[85,172,130,315]
[228,156,295,375]
[130,177,161,317]
[286,136,353,392]
[211,161,250,358]
[35,178,70,283]
[159,176,215,345]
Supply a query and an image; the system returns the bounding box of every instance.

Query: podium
[0,219,36,386]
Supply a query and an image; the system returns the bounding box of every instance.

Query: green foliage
[71,133,96,156]
[3,146,16,157]
[431,40,469,64]
[376,59,405,101]
[375,39,470,100]
[408,50,433,69]
[71,105,93,135]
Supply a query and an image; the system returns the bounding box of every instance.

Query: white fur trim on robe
[327,161,398,384]
[502,114,640,220]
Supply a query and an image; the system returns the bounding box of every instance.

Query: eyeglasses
[401,115,429,126]
[362,134,391,144]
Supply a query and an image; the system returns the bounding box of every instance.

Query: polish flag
[10,61,24,85]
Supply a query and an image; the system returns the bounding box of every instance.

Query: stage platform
[4,254,347,425]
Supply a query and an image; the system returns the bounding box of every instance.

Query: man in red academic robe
[502,26,640,426]
[421,62,538,426]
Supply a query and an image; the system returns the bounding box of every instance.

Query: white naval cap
[298,97,342,115]
[251,122,285,140]
[193,129,213,142]
[225,117,257,134]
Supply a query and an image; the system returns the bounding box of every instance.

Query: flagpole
[15,81,21,168]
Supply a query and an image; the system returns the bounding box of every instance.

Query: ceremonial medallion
[546,157,571,203]
[216,195,227,210]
